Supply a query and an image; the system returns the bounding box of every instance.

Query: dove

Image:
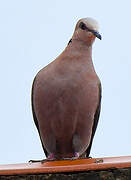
[31,17,102,160]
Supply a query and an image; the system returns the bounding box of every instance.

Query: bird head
[72,17,102,45]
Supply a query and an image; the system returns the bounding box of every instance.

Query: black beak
[92,30,102,40]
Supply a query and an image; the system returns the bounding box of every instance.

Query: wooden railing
[0,156,131,179]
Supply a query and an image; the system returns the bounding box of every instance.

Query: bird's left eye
[79,22,87,30]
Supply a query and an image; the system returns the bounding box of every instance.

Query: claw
[28,158,56,164]
[28,159,44,163]
[29,153,56,163]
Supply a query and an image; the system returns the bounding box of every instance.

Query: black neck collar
[68,39,72,45]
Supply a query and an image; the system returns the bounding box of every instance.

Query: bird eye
[79,22,87,30]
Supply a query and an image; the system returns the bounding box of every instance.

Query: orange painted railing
[0,156,131,175]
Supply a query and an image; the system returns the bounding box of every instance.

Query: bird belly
[33,75,99,157]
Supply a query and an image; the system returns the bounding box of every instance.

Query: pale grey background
[0,0,131,164]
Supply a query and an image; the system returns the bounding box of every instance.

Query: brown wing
[31,77,48,157]
[85,82,102,157]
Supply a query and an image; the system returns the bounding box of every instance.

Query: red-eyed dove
[31,17,102,161]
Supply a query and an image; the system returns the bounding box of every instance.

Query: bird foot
[29,153,56,163]
[79,156,92,159]
[28,159,43,163]
[71,152,80,160]
[60,152,80,161]
[60,155,92,161]
[28,158,57,164]
[41,158,57,163]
